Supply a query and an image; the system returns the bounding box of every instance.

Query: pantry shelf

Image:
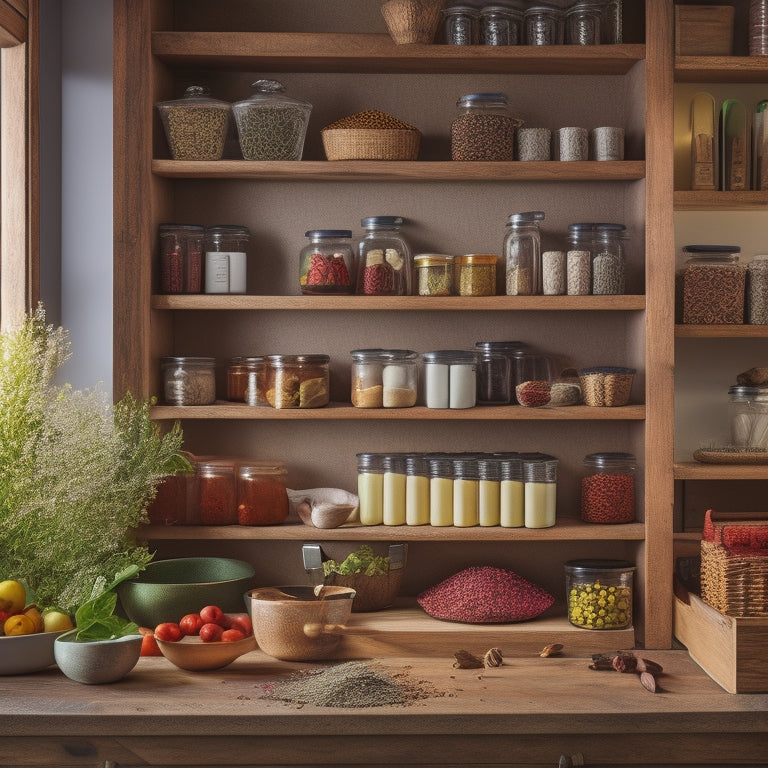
[141,520,646,542]
[151,294,646,311]
[675,55,768,83]
[150,402,646,421]
[152,31,646,75]
[674,461,768,481]
[675,324,768,338]
[674,190,768,210]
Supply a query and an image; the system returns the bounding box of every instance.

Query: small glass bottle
[405,454,430,526]
[197,459,237,525]
[429,456,454,526]
[443,5,479,45]
[160,356,216,406]
[523,4,564,45]
[265,354,330,409]
[480,5,523,45]
[382,454,407,526]
[414,253,454,296]
[505,211,544,296]
[747,255,768,324]
[454,254,497,296]
[204,225,250,294]
[523,454,557,528]
[477,456,501,526]
[451,93,519,161]
[300,229,355,294]
[499,453,524,527]
[566,1,603,45]
[357,216,412,296]
[159,224,204,294]
[581,452,636,524]
[236,461,289,525]
[453,456,479,527]
[357,453,384,525]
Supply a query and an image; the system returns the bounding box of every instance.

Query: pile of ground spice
[264,661,440,709]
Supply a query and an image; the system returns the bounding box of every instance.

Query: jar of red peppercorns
[159,224,204,294]
[299,230,354,294]
[356,216,412,296]
[581,452,635,524]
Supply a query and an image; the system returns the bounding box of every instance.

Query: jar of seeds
[678,245,745,324]
[443,5,480,45]
[300,230,355,294]
[414,253,454,296]
[357,216,412,296]
[160,356,217,406]
[232,79,312,161]
[747,255,768,324]
[156,85,231,161]
[504,211,544,295]
[480,5,523,45]
[592,224,626,295]
[454,254,497,296]
[451,92,521,161]
[523,4,564,45]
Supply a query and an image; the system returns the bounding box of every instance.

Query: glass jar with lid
[357,453,384,526]
[581,452,636,524]
[160,356,216,406]
[592,223,627,295]
[480,5,523,45]
[565,559,635,630]
[159,224,204,294]
[357,216,412,296]
[728,385,768,448]
[414,253,454,296]
[454,254,497,296]
[678,245,745,324]
[747,254,768,324]
[204,225,250,294]
[566,1,604,45]
[226,356,266,404]
[265,354,330,409]
[300,230,355,294]
[196,459,237,525]
[442,5,480,45]
[474,340,529,405]
[523,454,557,528]
[236,461,289,525]
[523,4,564,45]
[451,92,521,161]
[156,85,231,161]
[504,211,544,295]
[232,79,312,160]
[350,349,418,408]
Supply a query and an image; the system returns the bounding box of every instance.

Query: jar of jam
[160,356,216,406]
[265,354,330,408]
[196,459,237,525]
[159,224,204,294]
[300,230,354,294]
[357,216,412,296]
[414,253,454,296]
[226,356,266,404]
[454,254,497,296]
[236,461,289,525]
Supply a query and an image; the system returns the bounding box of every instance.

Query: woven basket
[381,0,443,45]
[579,368,635,407]
[322,127,421,161]
[325,568,404,612]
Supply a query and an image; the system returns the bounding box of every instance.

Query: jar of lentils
[300,230,355,294]
[443,5,479,45]
[160,356,216,406]
[414,253,454,296]
[357,216,412,296]
[451,92,521,161]
[678,245,745,324]
[454,254,498,296]
[265,354,330,409]
[581,452,635,524]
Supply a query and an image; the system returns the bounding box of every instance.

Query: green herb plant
[73,566,141,642]
[322,545,389,578]
[0,306,192,617]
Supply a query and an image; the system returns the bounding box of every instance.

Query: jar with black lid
[357,216,412,296]
[678,245,745,324]
[300,230,355,294]
[451,93,521,161]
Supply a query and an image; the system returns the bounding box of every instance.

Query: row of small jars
[357,451,558,528]
[147,455,289,527]
[443,1,622,46]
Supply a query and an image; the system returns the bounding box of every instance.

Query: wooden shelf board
[675,55,768,82]
[674,461,768,480]
[152,159,646,182]
[141,520,646,542]
[150,402,646,421]
[151,294,646,311]
[675,324,768,338]
[674,190,768,211]
[152,32,645,75]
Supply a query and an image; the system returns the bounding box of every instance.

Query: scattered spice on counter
[264,661,441,708]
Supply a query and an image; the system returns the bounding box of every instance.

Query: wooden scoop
[303,622,376,638]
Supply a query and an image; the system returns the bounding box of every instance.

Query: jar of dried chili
[299,230,354,294]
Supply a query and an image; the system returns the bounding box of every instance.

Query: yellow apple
[0,579,26,613]
[4,613,36,636]
[42,609,74,633]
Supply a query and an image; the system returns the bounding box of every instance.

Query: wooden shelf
[675,55,768,82]
[152,159,646,182]
[675,324,768,338]
[151,294,646,311]
[152,32,646,75]
[674,190,768,211]
[141,520,646,542]
[150,402,646,421]
[674,461,768,480]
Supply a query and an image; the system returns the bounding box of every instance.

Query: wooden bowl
[155,634,257,671]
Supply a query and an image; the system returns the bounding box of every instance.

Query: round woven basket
[325,569,404,612]
[381,0,443,45]
[322,127,420,161]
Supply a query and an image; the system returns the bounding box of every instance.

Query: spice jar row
[147,455,289,527]
[443,2,623,46]
[357,452,558,528]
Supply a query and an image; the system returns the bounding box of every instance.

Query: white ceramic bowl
[54,632,142,684]
[0,631,66,675]
[156,634,257,671]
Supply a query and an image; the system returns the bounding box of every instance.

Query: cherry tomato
[138,627,162,656]
[178,613,204,636]
[221,628,245,643]
[199,605,225,626]
[154,621,183,642]
[199,622,224,643]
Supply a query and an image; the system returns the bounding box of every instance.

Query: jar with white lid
[451,93,520,161]
[480,5,523,45]
[350,349,418,408]
[414,253,454,296]
[505,211,544,295]
[300,230,355,294]
[357,216,412,296]
[204,225,249,294]
[728,385,768,448]
[160,356,216,406]
[422,350,477,409]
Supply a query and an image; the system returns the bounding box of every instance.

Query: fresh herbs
[73,566,140,642]
[322,545,389,577]
[0,306,192,615]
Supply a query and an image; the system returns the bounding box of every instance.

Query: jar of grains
[232,79,312,161]
[678,245,745,324]
[156,85,231,161]
[159,224,204,294]
[451,92,521,161]
[565,1,604,45]
[300,230,355,294]
[480,5,523,45]
[747,255,768,324]
[357,216,412,296]
[591,223,627,295]
[350,349,418,408]
[565,559,635,630]
[160,356,216,406]
[505,211,545,295]
[196,459,237,525]
[226,356,267,404]
[414,253,455,296]
[265,354,330,409]
[581,452,636,524]
[523,4,564,45]
[236,461,289,525]
[454,254,497,296]
[422,350,478,409]
[442,5,480,45]
[204,225,250,294]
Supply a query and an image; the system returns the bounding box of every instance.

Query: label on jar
[205,251,247,294]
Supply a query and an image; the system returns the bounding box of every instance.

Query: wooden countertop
[3,650,768,767]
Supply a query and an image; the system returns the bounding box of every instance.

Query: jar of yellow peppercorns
[564,559,635,630]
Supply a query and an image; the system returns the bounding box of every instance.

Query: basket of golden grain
[321,110,421,161]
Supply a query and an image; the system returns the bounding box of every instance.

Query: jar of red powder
[196,459,237,525]
[581,452,635,524]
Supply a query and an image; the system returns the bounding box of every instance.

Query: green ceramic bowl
[117,557,256,627]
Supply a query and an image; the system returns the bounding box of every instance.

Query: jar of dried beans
[356,216,412,296]
[265,353,330,409]
[236,461,289,525]
[196,459,237,525]
[300,230,354,294]
[232,79,311,161]
[159,224,204,294]
[505,211,544,295]
[454,254,498,296]
[678,245,745,324]
[591,224,627,295]
[581,452,635,524]
[160,356,217,406]
[565,559,635,630]
[451,92,521,161]
[414,253,454,296]
[350,349,418,408]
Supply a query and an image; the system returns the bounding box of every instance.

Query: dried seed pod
[636,657,664,676]
[453,650,484,669]
[612,651,638,673]
[589,653,617,671]
[540,643,564,658]
[640,671,657,693]
[483,647,503,668]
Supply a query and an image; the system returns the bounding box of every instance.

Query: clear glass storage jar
[581,452,636,524]
[678,245,745,324]
[226,356,266,404]
[505,211,544,295]
[480,5,523,45]
[405,454,430,526]
[160,356,216,406]
[523,4,564,45]
[523,454,557,528]
[443,5,479,45]
[204,225,250,294]
[265,354,330,409]
[196,459,237,525]
[728,385,768,448]
[747,255,768,324]
[300,229,355,294]
[156,85,231,161]
[566,1,604,45]
[232,79,311,161]
[159,224,204,294]
[350,349,418,408]
[592,223,627,295]
[414,253,454,296]
[422,350,478,409]
[474,345,512,405]
[357,216,412,296]
[236,461,289,525]
[565,559,635,630]
[451,92,520,161]
[454,254,497,296]
[357,453,384,526]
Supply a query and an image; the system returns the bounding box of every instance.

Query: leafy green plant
[322,545,389,577]
[73,566,140,641]
[0,306,192,615]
